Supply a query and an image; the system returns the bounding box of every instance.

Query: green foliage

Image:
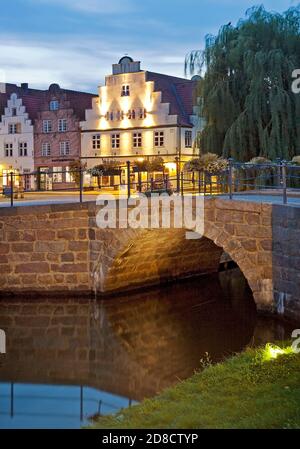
[69,160,85,186]
[148,156,165,173]
[90,343,300,429]
[87,160,121,176]
[186,6,300,161]
[184,153,228,173]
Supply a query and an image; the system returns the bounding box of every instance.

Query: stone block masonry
[0,198,299,320]
[0,204,91,293]
[273,205,300,322]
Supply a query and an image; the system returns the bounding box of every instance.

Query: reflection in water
[0,269,295,429]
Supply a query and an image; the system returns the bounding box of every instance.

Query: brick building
[0,83,42,190]
[0,83,95,191]
[34,84,95,190]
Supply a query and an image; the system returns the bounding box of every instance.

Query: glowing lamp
[263,343,294,361]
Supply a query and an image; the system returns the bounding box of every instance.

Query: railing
[227,159,300,204]
[0,160,300,207]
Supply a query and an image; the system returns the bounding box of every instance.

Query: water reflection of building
[80,56,204,188]
[0,272,258,399]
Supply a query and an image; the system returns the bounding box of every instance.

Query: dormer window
[121,85,130,97]
[49,100,59,111]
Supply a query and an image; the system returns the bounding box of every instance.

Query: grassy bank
[92,343,300,429]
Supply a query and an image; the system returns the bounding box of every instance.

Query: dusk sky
[0,0,298,93]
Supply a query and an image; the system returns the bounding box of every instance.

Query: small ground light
[263,343,294,361]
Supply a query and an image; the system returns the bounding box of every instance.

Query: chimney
[21,83,29,90]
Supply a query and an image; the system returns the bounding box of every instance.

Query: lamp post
[126,160,131,199]
[175,156,180,193]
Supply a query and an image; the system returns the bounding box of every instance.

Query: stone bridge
[0,197,299,320]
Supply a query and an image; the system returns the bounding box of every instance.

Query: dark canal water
[0,268,295,429]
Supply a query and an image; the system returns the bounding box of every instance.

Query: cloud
[0,33,197,92]
[26,0,135,14]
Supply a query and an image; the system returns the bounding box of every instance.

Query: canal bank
[91,342,300,429]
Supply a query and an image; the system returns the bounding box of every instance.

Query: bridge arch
[91,198,273,311]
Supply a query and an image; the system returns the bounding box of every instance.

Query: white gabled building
[80,56,203,186]
[0,88,35,190]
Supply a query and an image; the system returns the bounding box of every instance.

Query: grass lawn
[91,343,300,429]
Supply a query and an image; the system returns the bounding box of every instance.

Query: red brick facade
[34,84,94,190]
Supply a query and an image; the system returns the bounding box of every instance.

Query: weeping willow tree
[185,5,300,161]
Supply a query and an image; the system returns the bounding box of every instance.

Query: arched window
[49,100,59,111]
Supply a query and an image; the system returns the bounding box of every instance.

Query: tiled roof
[146,72,197,127]
[0,84,96,121]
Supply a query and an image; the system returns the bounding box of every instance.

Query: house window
[60,141,70,156]
[121,85,130,96]
[42,143,51,157]
[43,120,52,133]
[49,100,59,111]
[5,143,13,157]
[92,134,101,150]
[128,110,136,119]
[139,108,147,119]
[185,130,192,148]
[12,108,17,116]
[19,142,28,157]
[65,167,75,183]
[111,133,120,149]
[58,119,67,132]
[8,123,18,134]
[110,112,114,121]
[133,132,142,148]
[53,167,63,183]
[154,131,164,147]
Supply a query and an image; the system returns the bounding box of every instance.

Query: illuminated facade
[0,89,34,190]
[80,57,203,184]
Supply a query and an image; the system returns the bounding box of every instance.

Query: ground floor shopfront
[80,153,187,192]
[0,166,34,191]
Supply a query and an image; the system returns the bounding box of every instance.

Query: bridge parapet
[0,197,299,319]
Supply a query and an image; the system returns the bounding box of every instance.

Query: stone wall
[204,199,273,311]
[0,204,91,293]
[273,205,300,321]
[0,197,298,318]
